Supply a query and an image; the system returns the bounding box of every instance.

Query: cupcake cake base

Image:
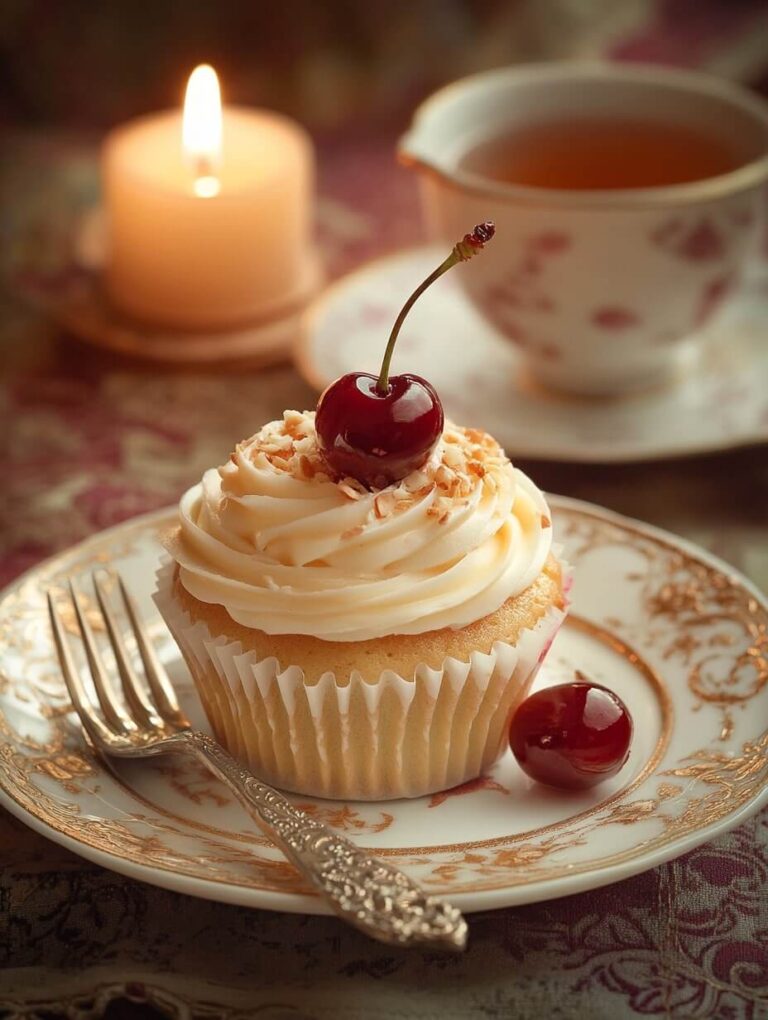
[154,557,569,801]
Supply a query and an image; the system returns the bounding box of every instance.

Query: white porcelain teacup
[399,63,768,396]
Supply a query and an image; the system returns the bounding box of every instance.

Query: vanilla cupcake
[155,223,570,799]
[155,410,568,800]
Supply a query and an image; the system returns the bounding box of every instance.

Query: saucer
[297,247,768,462]
[23,207,322,365]
[1,500,766,915]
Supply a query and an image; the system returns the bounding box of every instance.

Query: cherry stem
[376,222,495,394]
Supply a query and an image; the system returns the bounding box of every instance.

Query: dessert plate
[1,500,766,916]
[297,248,768,462]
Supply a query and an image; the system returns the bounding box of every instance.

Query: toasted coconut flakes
[442,445,462,468]
[404,470,430,492]
[338,482,363,501]
[298,454,315,479]
[374,491,397,518]
[223,416,512,521]
[294,435,315,455]
[427,497,452,521]
[342,524,365,539]
[435,464,456,489]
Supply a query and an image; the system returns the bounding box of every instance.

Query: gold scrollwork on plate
[294,803,395,835]
[559,510,768,741]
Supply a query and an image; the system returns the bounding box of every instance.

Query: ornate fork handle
[183,731,467,950]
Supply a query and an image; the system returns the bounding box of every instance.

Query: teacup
[399,62,768,396]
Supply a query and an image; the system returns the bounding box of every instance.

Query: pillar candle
[102,67,315,331]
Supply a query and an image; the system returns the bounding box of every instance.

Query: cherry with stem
[316,222,495,489]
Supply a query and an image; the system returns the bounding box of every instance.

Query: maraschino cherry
[509,680,633,791]
[316,222,495,489]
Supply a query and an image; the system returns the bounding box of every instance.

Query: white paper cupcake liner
[154,559,570,801]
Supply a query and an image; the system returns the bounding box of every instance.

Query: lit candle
[103,65,315,331]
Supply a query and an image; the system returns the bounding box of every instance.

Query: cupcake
[155,224,570,800]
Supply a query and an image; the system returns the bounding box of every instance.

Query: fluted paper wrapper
[154,560,569,801]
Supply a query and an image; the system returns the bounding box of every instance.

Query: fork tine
[67,578,137,734]
[93,570,164,729]
[116,573,186,725]
[48,591,116,748]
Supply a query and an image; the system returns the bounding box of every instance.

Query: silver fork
[47,569,467,951]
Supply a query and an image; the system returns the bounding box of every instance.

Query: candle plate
[28,208,323,365]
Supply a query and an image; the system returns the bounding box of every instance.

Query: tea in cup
[399,63,768,396]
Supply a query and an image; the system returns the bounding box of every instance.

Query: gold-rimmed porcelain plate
[0,498,766,914]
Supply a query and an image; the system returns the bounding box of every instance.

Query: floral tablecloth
[1,130,767,1019]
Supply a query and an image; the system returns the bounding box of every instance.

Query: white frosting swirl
[171,411,553,641]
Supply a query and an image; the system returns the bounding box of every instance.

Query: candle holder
[36,207,322,364]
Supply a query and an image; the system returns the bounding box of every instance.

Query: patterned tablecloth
[1,129,767,1020]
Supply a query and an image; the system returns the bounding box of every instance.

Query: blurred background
[2,0,768,134]
[2,0,768,581]
[3,0,768,349]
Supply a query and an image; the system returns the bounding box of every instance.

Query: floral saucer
[297,248,768,463]
[1,499,765,915]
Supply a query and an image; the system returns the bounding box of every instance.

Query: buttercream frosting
[170,410,554,641]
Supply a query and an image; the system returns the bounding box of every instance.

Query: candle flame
[183,64,222,197]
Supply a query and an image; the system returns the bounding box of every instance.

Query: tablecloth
[1,130,767,1020]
